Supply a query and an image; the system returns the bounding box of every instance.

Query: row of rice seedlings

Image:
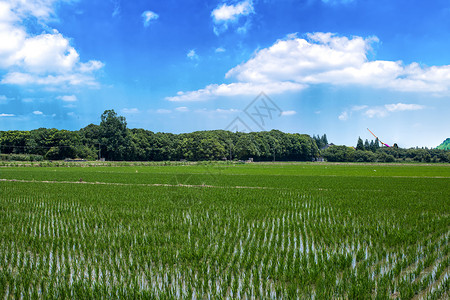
[1,175,449,298]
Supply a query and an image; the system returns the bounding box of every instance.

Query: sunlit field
[1,162,449,298]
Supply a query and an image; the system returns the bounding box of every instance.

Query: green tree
[356,137,365,151]
[99,110,130,161]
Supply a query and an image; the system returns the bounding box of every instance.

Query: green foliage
[322,145,449,163]
[436,138,450,150]
[356,137,365,151]
[0,153,43,161]
[1,111,319,162]
[99,109,131,161]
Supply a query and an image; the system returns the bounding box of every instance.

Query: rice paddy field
[0,162,449,299]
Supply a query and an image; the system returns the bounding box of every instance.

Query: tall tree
[99,110,130,161]
[356,137,365,151]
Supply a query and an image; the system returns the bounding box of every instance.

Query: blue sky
[1,0,449,148]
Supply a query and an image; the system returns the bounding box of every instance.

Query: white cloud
[122,108,140,114]
[33,110,43,115]
[194,108,240,114]
[225,33,450,93]
[0,113,14,117]
[281,110,296,116]
[166,81,305,101]
[142,10,159,27]
[156,109,171,114]
[0,1,103,87]
[13,31,79,73]
[351,105,368,111]
[112,0,120,17]
[175,106,189,112]
[1,72,100,87]
[385,103,425,112]
[6,0,70,21]
[0,95,7,101]
[167,32,450,102]
[78,60,104,73]
[187,49,199,60]
[57,95,77,102]
[211,0,254,35]
[340,102,425,119]
[365,103,425,118]
[67,112,75,116]
[215,47,226,53]
[338,111,348,121]
[364,108,388,118]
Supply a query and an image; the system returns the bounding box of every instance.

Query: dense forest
[0,110,319,162]
[1,110,448,163]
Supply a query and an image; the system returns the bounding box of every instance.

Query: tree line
[0,110,320,162]
[1,110,448,163]
[322,137,450,163]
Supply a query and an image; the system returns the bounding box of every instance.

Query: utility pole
[98,143,101,161]
[229,140,232,161]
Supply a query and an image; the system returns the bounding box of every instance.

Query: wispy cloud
[156,108,171,114]
[384,103,425,112]
[338,111,349,121]
[0,113,15,117]
[175,106,189,112]
[33,110,43,115]
[111,0,120,17]
[57,95,77,102]
[142,10,159,27]
[187,49,199,60]
[281,110,297,116]
[215,47,226,53]
[339,102,425,120]
[122,108,140,114]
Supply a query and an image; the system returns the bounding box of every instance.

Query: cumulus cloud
[0,0,103,87]
[142,10,159,27]
[215,47,226,53]
[57,95,77,102]
[167,32,450,102]
[33,110,43,115]
[211,0,254,35]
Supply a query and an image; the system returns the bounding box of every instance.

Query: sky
[0,0,449,148]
